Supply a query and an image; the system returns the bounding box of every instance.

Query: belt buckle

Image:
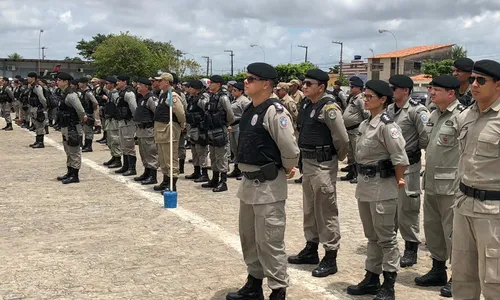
[474,189,486,201]
[252,178,261,187]
[363,175,370,183]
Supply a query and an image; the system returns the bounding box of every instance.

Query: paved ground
[0,118,454,300]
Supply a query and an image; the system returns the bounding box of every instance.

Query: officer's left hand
[228,126,232,133]
[397,178,406,189]
[83,114,88,123]
[286,168,296,179]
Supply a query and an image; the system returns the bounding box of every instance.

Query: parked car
[410,91,429,106]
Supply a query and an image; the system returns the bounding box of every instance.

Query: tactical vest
[0,87,9,103]
[154,91,179,124]
[115,87,134,120]
[20,87,30,105]
[28,86,43,108]
[94,85,107,106]
[80,89,94,115]
[238,99,282,167]
[298,98,336,150]
[186,93,205,127]
[13,86,21,100]
[204,90,228,129]
[134,92,155,124]
[57,88,79,128]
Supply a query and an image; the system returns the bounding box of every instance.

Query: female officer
[346,80,409,300]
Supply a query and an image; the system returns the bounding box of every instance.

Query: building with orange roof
[368,44,454,82]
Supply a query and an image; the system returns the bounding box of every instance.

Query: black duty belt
[242,170,267,183]
[459,182,500,201]
[301,150,318,159]
[231,120,240,126]
[357,164,380,176]
[137,122,154,129]
[346,123,360,131]
[407,150,422,165]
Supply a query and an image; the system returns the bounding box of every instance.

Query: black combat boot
[134,168,150,182]
[269,288,286,300]
[123,155,137,176]
[213,172,228,192]
[108,156,122,169]
[227,164,242,178]
[312,250,338,277]
[202,171,219,188]
[82,139,93,153]
[141,169,158,185]
[4,122,13,131]
[194,167,210,183]
[21,121,28,128]
[96,131,107,143]
[226,275,264,300]
[45,125,49,134]
[415,258,447,286]
[153,174,170,191]
[440,278,452,298]
[185,166,201,180]
[179,159,185,174]
[2,123,9,130]
[294,176,303,184]
[103,156,116,167]
[340,165,352,172]
[57,166,71,181]
[373,271,396,300]
[32,135,45,148]
[287,242,319,265]
[400,241,419,267]
[29,135,40,147]
[115,155,129,174]
[350,163,358,184]
[62,167,80,184]
[347,270,381,295]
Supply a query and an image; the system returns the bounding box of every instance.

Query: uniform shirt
[62,89,86,135]
[0,86,15,102]
[424,99,464,196]
[136,93,158,138]
[238,102,300,205]
[279,94,299,125]
[457,84,475,107]
[105,89,120,131]
[118,89,137,127]
[32,85,47,109]
[82,88,98,110]
[290,89,304,103]
[342,92,369,130]
[355,112,409,202]
[212,90,235,126]
[231,94,251,127]
[454,98,500,218]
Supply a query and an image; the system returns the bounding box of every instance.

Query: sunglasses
[246,76,264,83]
[468,76,488,85]
[303,80,318,87]
[364,94,375,100]
[390,86,398,91]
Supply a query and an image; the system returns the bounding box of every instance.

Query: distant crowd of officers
[1,56,499,300]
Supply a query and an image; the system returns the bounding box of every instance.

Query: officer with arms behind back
[0,77,15,131]
[26,72,48,148]
[226,63,299,300]
[78,77,98,153]
[287,69,349,278]
[451,59,500,300]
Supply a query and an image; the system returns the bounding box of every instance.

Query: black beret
[78,77,88,83]
[3,77,9,81]
[15,75,22,79]
[350,77,364,88]
[233,82,244,91]
[105,76,117,84]
[71,79,79,85]
[210,75,224,84]
[305,69,330,82]
[27,72,38,78]
[298,75,306,81]
[454,58,474,72]
[136,77,152,86]
[116,75,130,82]
[19,78,26,84]
[430,75,460,89]
[389,75,414,88]
[365,80,393,97]
[247,62,278,80]
[472,59,500,80]
[57,72,73,81]
[189,80,203,90]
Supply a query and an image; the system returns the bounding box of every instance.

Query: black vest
[57,88,79,127]
[103,91,118,119]
[154,91,179,124]
[238,99,282,167]
[186,93,205,127]
[134,92,156,124]
[94,85,107,106]
[28,86,42,108]
[13,86,22,100]
[204,90,228,129]
[115,87,134,120]
[0,87,9,103]
[298,98,335,149]
[80,89,94,115]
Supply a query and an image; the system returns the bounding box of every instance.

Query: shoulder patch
[419,111,429,122]
[279,116,288,129]
[389,127,401,139]
[273,102,284,112]
[327,109,337,120]
[380,113,393,124]
[324,103,338,111]
[409,98,420,106]
[457,104,466,112]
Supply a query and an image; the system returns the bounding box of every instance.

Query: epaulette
[380,112,394,124]
[457,104,467,112]
[272,102,284,112]
[409,98,420,106]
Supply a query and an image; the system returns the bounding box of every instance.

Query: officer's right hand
[286,168,296,179]
[397,178,406,189]
[228,126,232,133]
[103,95,108,100]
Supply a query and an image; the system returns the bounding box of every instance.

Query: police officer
[275,82,299,125]
[133,77,159,185]
[19,79,31,129]
[287,69,349,278]
[78,77,98,153]
[226,62,299,300]
[171,73,189,174]
[55,72,87,184]
[0,77,15,131]
[185,80,210,182]
[387,75,430,268]
[346,80,409,300]
[413,76,465,298]
[451,60,500,300]
[153,73,186,192]
[332,80,347,111]
[12,76,23,122]
[226,82,251,179]
[453,57,475,107]
[341,76,370,183]
[102,77,123,169]
[26,72,48,148]
[114,75,137,176]
[289,79,304,103]
[95,77,108,143]
[201,75,235,192]
[90,77,103,134]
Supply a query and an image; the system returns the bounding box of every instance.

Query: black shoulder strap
[409,98,419,106]
[380,112,394,124]
[313,97,336,118]
[457,103,466,112]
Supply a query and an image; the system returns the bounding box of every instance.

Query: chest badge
[443,137,449,143]
[310,109,316,118]
[251,114,258,126]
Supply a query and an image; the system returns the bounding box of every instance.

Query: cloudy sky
[1,0,500,74]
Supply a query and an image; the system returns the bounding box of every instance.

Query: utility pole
[202,56,210,76]
[332,41,344,79]
[41,47,47,60]
[297,45,308,63]
[224,50,234,76]
[210,59,213,76]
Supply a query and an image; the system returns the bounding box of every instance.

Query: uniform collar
[369,112,382,127]
[490,98,500,112]
[445,99,460,113]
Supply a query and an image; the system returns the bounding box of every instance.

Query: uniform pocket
[457,129,467,154]
[265,215,285,243]
[375,201,397,226]
[485,247,500,283]
[473,200,500,215]
[434,167,457,195]
[437,127,457,147]
[476,133,500,158]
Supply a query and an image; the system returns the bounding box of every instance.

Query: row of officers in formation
[0,57,498,300]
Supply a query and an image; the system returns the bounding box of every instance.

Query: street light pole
[38,29,44,75]
[378,29,398,74]
[224,50,234,76]
[250,44,265,62]
[332,41,344,79]
[297,45,308,62]
[202,56,210,76]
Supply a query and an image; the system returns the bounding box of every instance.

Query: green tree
[93,33,157,77]
[143,38,182,72]
[76,33,114,59]
[451,45,467,60]
[171,59,202,77]
[8,52,23,60]
[422,59,454,78]
[64,56,83,62]
[275,62,317,82]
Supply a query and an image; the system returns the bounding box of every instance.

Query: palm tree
[8,52,23,60]
[451,45,467,60]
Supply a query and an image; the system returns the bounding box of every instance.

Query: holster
[378,159,395,178]
[208,128,227,147]
[260,162,279,181]
[67,129,80,147]
[86,115,95,126]
[35,109,46,122]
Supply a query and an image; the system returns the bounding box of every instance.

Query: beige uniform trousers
[423,193,454,261]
